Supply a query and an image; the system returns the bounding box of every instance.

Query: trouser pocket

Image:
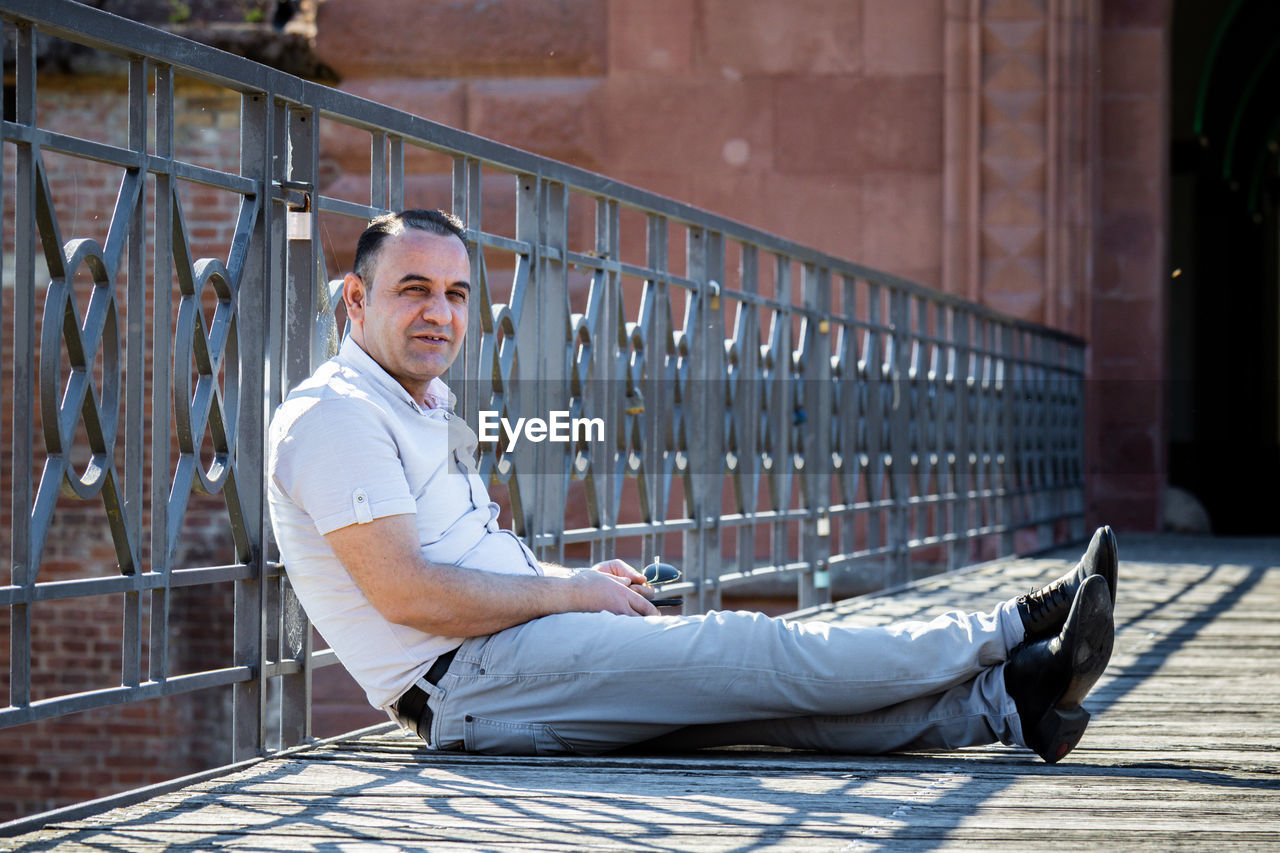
[462,714,576,755]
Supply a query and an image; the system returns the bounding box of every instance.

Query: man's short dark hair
[353,209,467,285]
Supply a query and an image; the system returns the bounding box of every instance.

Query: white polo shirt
[267,336,541,709]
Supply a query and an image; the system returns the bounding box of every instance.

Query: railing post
[149,63,175,687]
[863,282,887,580]
[998,322,1016,556]
[908,296,931,549]
[888,286,912,587]
[232,89,274,763]
[277,102,320,749]
[1031,332,1054,550]
[949,308,973,571]
[732,246,762,581]
[120,56,148,692]
[685,227,725,612]
[511,174,571,558]
[834,273,859,584]
[1067,341,1087,540]
[640,214,670,568]
[449,154,481,421]
[589,198,621,567]
[8,20,36,718]
[502,174,535,540]
[767,257,794,593]
[541,180,570,564]
[798,262,832,610]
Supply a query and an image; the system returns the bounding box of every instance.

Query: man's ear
[342,272,366,322]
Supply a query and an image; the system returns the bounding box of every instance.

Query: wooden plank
[6,534,1279,852]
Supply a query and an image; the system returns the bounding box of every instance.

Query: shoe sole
[1097,525,1119,606]
[1034,576,1115,764]
[1083,525,1119,607]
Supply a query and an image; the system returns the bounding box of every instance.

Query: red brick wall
[0,66,393,820]
[1,80,251,823]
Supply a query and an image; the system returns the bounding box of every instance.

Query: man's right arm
[324,513,657,637]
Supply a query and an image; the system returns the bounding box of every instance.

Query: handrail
[0,0,1085,779]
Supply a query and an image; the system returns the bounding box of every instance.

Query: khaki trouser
[417,603,1027,756]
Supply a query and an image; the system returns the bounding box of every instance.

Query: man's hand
[567,567,658,617]
[591,559,651,589]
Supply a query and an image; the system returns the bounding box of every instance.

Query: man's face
[344,229,470,401]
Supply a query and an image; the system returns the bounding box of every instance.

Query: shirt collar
[336,336,456,412]
[423,376,455,411]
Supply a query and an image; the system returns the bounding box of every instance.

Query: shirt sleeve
[271,397,417,535]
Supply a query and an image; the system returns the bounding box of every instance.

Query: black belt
[392,648,457,743]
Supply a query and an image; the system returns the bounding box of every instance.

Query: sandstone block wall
[312,0,951,289]
[310,0,1164,529]
[1,0,1172,821]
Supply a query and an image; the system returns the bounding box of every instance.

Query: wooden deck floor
[6,534,1279,851]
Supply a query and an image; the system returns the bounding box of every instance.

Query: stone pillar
[943,0,1097,335]
[943,0,1168,532]
[1088,0,1171,531]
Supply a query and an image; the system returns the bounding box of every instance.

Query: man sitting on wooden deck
[267,210,1118,766]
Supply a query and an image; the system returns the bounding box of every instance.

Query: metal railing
[1,0,1085,764]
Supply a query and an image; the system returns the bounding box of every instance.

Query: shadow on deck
[5,534,1279,851]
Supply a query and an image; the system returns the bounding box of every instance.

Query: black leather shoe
[1017,525,1118,643]
[1004,574,1114,764]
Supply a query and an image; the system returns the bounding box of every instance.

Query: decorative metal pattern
[0,0,1085,767]
[168,193,258,565]
[32,157,140,578]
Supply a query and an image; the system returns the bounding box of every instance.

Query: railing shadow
[12,542,1277,851]
[12,752,937,850]
[852,541,1279,849]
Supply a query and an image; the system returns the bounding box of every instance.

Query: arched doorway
[1169,0,1280,533]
